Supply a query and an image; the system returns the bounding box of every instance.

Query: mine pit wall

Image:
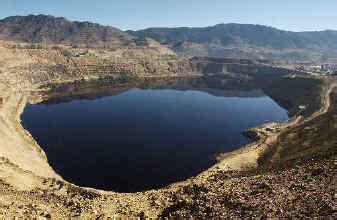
[0,92,61,190]
[189,58,323,117]
[190,61,228,74]
[0,51,321,191]
[189,57,304,78]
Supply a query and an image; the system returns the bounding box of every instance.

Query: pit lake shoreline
[0,38,334,217]
[0,73,333,218]
[22,84,289,192]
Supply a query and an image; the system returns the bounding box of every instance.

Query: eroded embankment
[0,93,61,190]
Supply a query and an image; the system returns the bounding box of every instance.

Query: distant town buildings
[296,63,337,75]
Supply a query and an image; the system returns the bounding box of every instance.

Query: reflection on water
[22,78,288,192]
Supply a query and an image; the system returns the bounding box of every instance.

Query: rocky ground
[0,40,336,218]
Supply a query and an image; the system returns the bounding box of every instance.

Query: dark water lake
[22,85,288,192]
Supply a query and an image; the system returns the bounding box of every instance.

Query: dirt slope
[0,40,335,218]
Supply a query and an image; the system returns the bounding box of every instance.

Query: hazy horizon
[1,0,336,32]
[1,13,337,33]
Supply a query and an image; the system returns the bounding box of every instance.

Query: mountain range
[1,14,337,62]
[0,14,134,48]
[129,24,337,62]
[129,24,337,50]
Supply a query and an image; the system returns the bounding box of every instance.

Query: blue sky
[0,0,336,31]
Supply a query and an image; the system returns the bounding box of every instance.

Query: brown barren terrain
[0,40,336,218]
